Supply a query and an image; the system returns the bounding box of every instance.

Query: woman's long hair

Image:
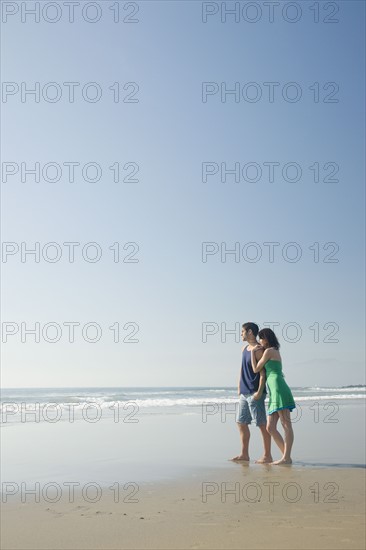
[258,328,280,350]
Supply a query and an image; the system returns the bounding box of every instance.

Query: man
[231,322,272,463]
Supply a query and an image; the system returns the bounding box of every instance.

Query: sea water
[1,386,365,488]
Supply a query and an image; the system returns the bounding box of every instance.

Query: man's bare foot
[271,458,292,465]
[255,456,273,464]
[231,455,250,462]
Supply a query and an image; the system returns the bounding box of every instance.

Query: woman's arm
[251,347,271,373]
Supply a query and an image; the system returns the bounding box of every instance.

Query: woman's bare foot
[271,458,292,465]
[231,454,250,462]
[255,455,273,464]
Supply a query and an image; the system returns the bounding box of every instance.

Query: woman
[251,328,295,465]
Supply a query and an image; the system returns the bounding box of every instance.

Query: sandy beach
[1,465,365,550]
[1,389,366,549]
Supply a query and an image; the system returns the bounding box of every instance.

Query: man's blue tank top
[239,347,266,395]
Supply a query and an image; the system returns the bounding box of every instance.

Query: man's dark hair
[242,322,259,337]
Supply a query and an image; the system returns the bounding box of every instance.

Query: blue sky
[1,0,365,388]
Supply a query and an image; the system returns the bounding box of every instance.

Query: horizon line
[1,384,365,390]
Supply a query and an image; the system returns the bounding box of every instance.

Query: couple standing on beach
[232,322,296,465]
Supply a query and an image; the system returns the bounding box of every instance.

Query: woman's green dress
[264,359,296,415]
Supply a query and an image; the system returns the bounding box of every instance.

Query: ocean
[1,386,365,487]
[1,385,365,424]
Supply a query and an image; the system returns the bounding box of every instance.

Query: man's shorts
[236,393,267,426]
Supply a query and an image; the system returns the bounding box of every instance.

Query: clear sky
[1,0,365,388]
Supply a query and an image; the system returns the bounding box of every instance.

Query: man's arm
[252,370,266,400]
[238,345,246,395]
